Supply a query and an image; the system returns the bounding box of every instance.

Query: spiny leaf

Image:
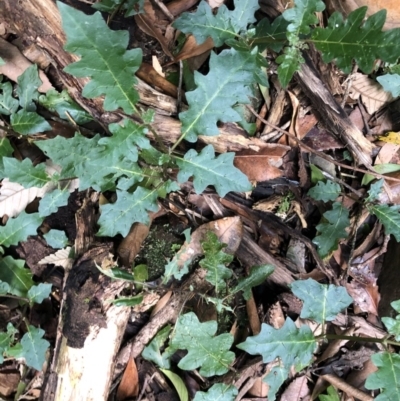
[233,264,274,300]
[307,180,341,202]
[58,1,142,114]
[193,384,238,401]
[27,283,52,305]
[377,74,400,98]
[97,187,159,237]
[179,48,261,142]
[313,202,349,258]
[237,318,317,368]
[365,352,400,400]
[11,110,51,135]
[38,89,92,124]
[16,64,41,111]
[44,229,69,249]
[276,45,304,88]
[200,232,233,294]
[0,256,34,297]
[37,133,144,192]
[252,16,289,53]
[291,278,353,323]
[0,82,19,115]
[142,325,172,369]
[370,204,400,241]
[171,312,235,377]
[263,366,289,401]
[0,212,43,247]
[176,145,252,197]
[173,0,258,47]
[1,158,50,188]
[366,179,384,202]
[311,7,400,74]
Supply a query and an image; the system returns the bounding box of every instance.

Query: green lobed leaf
[362,163,400,185]
[263,366,289,401]
[377,74,400,98]
[171,312,235,377]
[58,1,142,114]
[290,278,353,323]
[252,16,289,53]
[370,205,400,241]
[44,229,69,249]
[366,179,384,202]
[0,138,13,160]
[311,7,400,74]
[27,283,52,304]
[233,264,274,300]
[37,132,144,192]
[11,109,51,135]
[97,187,159,237]
[1,158,50,188]
[319,386,341,401]
[382,300,400,342]
[176,145,252,197]
[307,180,341,202]
[0,323,18,364]
[16,64,41,111]
[0,256,34,297]
[38,89,92,124]
[142,325,172,369]
[160,369,189,401]
[162,257,190,283]
[20,325,50,370]
[193,384,238,401]
[313,202,349,258]
[365,352,400,400]
[0,82,19,115]
[238,318,317,368]
[276,45,304,88]
[200,232,233,294]
[39,189,70,218]
[0,212,43,247]
[178,48,261,142]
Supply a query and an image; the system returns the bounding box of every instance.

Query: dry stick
[321,373,374,401]
[246,105,400,184]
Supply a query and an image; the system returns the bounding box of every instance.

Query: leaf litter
[3,0,400,400]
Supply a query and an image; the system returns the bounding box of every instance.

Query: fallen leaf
[234,145,289,182]
[174,36,214,63]
[281,375,310,401]
[117,358,139,400]
[150,290,172,317]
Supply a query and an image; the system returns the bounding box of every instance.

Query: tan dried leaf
[38,247,72,269]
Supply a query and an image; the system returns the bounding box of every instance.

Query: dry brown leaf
[349,73,393,115]
[248,377,269,398]
[246,294,261,335]
[150,290,172,317]
[281,375,310,401]
[135,0,173,59]
[301,127,343,152]
[166,0,198,16]
[38,247,72,269]
[117,358,139,400]
[0,38,53,92]
[234,145,290,182]
[174,36,214,63]
[375,142,400,164]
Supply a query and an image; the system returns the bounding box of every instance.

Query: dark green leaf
[11,110,51,135]
[0,256,34,297]
[171,312,235,377]
[276,45,304,88]
[176,145,252,197]
[16,64,41,111]
[370,205,400,241]
[1,158,50,188]
[111,294,143,306]
[307,180,341,202]
[0,212,43,247]
[97,187,159,237]
[233,264,274,300]
[313,202,349,258]
[312,7,400,74]
[58,2,142,114]
[291,278,353,323]
[0,138,13,160]
[252,16,289,52]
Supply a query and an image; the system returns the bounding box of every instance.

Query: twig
[246,105,400,183]
[137,372,156,401]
